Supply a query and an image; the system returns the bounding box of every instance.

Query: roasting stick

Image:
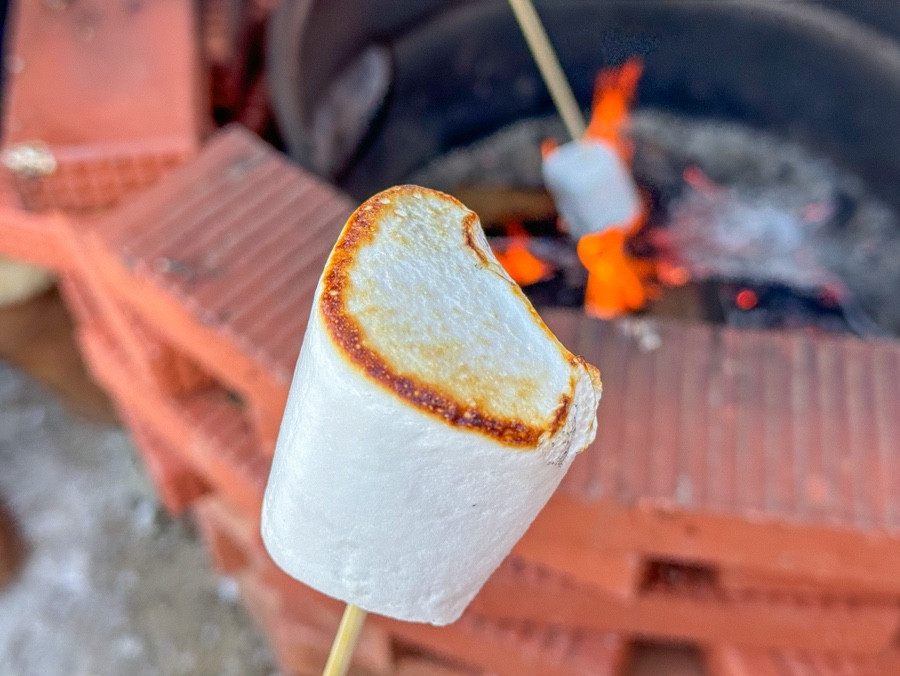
[508,0,586,140]
[322,604,368,676]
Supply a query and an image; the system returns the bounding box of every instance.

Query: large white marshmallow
[261,186,602,625]
[542,138,641,240]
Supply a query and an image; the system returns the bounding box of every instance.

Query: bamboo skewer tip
[322,604,368,676]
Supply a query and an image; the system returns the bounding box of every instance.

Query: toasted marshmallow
[542,139,641,239]
[261,186,601,625]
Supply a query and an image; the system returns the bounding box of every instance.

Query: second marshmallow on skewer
[543,138,642,240]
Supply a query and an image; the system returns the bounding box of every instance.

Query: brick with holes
[469,556,900,654]
[529,310,900,600]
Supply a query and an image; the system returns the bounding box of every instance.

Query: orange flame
[541,138,559,159]
[577,216,655,318]
[576,58,659,318]
[493,222,553,287]
[584,58,642,159]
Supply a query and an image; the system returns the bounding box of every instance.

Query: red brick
[61,233,213,396]
[513,533,641,600]
[57,274,104,330]
[532,311,900,598]
[0,204,70,269]
[192,495,263,567]
[192,497,253,575]
[706,645,897,676]
[716,566,900,602]
[248,401,282,457]
[85,125,352,433]
[395,657,477,676]
[104,309,212,396]
[124,411,208,515]
[382,614,628,676]
[77,323,268,519]
[469,557,900,655]
[1,0,204,212]
[236,571,335,676]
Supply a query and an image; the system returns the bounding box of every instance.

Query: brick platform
[471,558,899,655]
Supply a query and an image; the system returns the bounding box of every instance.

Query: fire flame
[574,58,656,319]
[493,222,553,287]
[578,228,654,318]
[585,58,642,161]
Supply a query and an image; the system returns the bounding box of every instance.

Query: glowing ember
[736,289,758,310]
[819,286,842,307]
[657,261,690,287]
[682,165,721,195]
[492,222,553,287]
[541,139,559,158]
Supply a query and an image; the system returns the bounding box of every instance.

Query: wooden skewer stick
[508,0,587,141]
[322,604,368,676]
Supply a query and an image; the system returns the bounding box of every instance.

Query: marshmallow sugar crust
[261,186,602,625]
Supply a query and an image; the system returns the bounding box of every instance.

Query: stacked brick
[2,3,900,674]
[0,0,203,214]
[524,313,900,674]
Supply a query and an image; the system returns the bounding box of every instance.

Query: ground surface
[0,360,277,676]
